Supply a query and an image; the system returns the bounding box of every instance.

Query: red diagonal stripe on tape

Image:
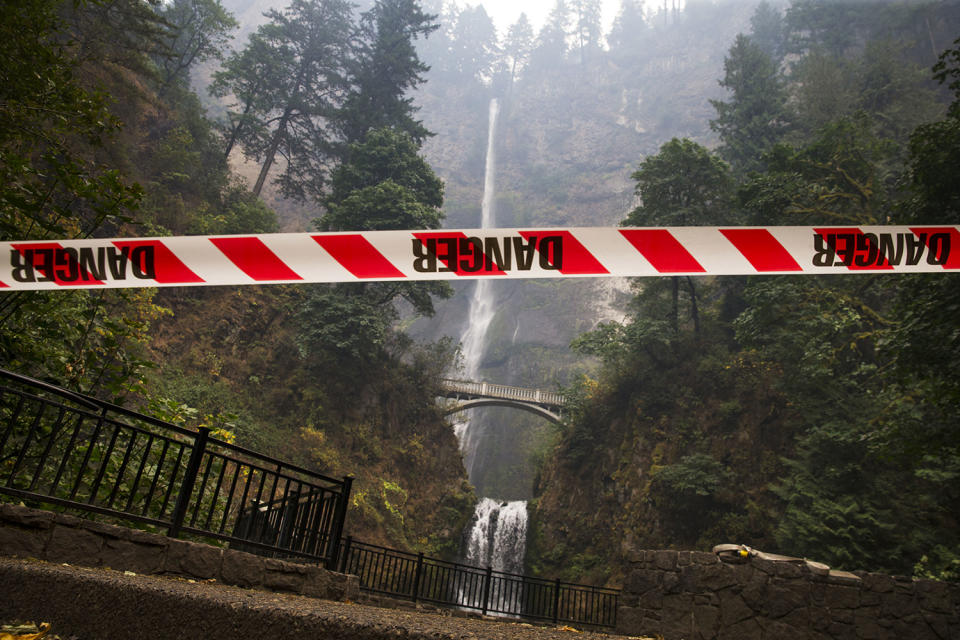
[909,227,960,269]
[210,237,302,281]
[720,229,802,272]
[619,229,705,273]
[412,232,506,275]
[112,240,205,283]
[813,228,893,271]
[518,230,609,274]
[11,242,105,286]
[312,234,405,279]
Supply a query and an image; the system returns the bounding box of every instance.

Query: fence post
[552,578,561,624]
[325,475,353,570]
[168,426,210,539]
[412,552,424,602]
[338,535,354,574]
[482,566,493,615]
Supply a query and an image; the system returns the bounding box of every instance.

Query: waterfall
[456,98,529,582]
[454,97,500,471]
[463,498,528,574]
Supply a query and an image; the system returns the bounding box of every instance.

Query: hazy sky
[470,0,624,34]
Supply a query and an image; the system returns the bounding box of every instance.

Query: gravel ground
[0,557,649,640]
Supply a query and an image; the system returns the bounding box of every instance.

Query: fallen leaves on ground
[0,622,51,640]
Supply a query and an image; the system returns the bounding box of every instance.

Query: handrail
[0,369,101,411]
[439,379,565,407]
[338,537,618,628]
[0,368,345,487]
[0,368,352,567]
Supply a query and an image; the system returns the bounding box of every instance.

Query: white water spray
[464,498,528,574]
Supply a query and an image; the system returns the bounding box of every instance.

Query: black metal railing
[0,368,352,568]
[337,537,619,628]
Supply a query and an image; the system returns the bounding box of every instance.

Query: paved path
[0,557,646,640]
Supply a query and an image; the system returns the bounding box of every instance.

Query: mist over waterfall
[456,98,528,574]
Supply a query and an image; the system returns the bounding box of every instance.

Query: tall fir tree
[608,0,647,59]
[710,33,790,175]
[530,0,571,72]
[338,0,438,146]
[210,0,354,200]
[623,138,733,333]
[155,0,237,92]
[503,13,534,86]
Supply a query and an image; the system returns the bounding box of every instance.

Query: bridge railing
[440,379,565,408]
[337,537,618,628]
[0,368,352,568]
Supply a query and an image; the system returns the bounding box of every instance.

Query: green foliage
[0,0,144,241]
[654,453,729,498]
[295,284,394,369]
[212,0,355,200]
[710,34,791,174]
[749,1,785,61]
[155,0,238,91]
[502,13,535,83]
[624,138,734,227]
[652,453,731,539]
[740,115,897,225]
[325,128,444,217]
[533,6,960,583]
[0,288,171,400]
[338,0,438,145]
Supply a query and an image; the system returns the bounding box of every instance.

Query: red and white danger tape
[1,226,958,290]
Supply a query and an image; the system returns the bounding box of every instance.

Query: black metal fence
[336,537,619,629]
[0,368,618,628]
[0,368,352,567]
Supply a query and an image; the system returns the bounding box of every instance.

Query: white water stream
[456,98,529,575]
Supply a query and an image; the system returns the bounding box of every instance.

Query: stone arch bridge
[438,379,565,424]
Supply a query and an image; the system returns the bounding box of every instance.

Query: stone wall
[616,549,960,640]
[0,502,358,601]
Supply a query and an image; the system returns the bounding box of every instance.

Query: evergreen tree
[710,33,790,175]
[156,0,238,92]
[623,138,734,333]
[303,0,450,374]
[624,138,733,227]
[338,0,438,145]
[503,13,534,85]
[446,5,499,82]
[210,0,355,200]
[571,0,603,65]
[322,127,443,229]
[608,0,647,58]
[530,0,571,71]
[791,49,854,135]
[209,31,282,160]
[749,0,783,62]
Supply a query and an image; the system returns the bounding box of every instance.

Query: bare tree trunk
[671,276,679,334]
[686,276,700,336]
[223,94,256,161]
[252,107,291,196]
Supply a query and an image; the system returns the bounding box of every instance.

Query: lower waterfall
[463,498,528,574]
